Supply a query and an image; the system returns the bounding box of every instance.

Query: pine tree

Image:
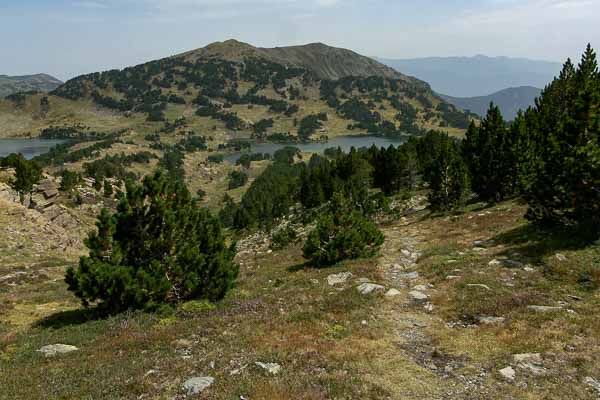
[10,155,41,204]
[426,135,469,210]
[65,170,238,313]
[519,45,600,229]
[463,103,517,202]
[303,192,384,267]
[103,179,113,197]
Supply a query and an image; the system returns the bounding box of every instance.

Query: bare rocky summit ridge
[181,39,418,82]
[0,74,63,98]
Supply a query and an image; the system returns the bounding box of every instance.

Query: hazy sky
[2,0,598,80]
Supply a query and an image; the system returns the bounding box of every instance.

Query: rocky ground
[0,195,599,399]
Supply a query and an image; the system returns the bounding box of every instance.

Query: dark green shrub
[59,170,81,193]
[228,170,248,190]
[207,154,224,164]
[271,226,298,250]
[8,155,42,203]
[65,170,238,313]
[303,192,384,267]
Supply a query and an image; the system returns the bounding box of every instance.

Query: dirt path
[368,214,496,399]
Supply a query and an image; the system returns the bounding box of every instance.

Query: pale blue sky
[1,0,598,80]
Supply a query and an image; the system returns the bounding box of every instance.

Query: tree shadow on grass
[34,307,108,330]
[490,222,599,264]
[287,261,312,273]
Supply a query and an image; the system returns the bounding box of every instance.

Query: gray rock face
[37,344,79,357]
[182,377,214,395]
[255,362,282,375]
[327,272,353,286]
[409,290,429,304]
[356,282,385,295]
[385,288,401,297]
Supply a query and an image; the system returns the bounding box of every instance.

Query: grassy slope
[1,197,599,399]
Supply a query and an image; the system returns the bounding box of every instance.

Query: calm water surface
[0,139,66,159]
[222,135,406,163]
[0,135,406,162]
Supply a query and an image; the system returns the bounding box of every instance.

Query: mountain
[0,40,473,139]
[377,55,560,97]
[185,40,404,81]
[439,86,542,120]
[0,74,63,98]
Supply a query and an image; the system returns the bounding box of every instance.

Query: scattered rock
[555,253,567,262]
[503,259,523,268]
[584,377,600,395]
[489,259,523,268]
[37,344,79,357]
[255,362,282,375]
[446,275,461,280]
[513,353,542,364]
[144,369,159,378]
[385,288,401,297]
[230,364,249,375]
[514,353,545,375]
[466,284,492,291]
[327,272,353,286]
[423,303,434,312]
[499,366,516,381]
[409,290,429,304]
[182,377,214,395]
[400,271,420,280]
[356,282,385,295]
[527,305,563,313]
[478,316,506,325]
[412,284,429,292]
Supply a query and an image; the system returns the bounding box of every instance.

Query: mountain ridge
[180,39,416,82]
[439,86,542,120]
[0,73,63,98]
[377,55,560,97]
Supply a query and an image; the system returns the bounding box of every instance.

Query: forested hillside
[0,40,473,139]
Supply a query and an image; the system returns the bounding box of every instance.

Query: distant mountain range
[439,86,542,120]
[0,74,63,98]
[377,55,560,98]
